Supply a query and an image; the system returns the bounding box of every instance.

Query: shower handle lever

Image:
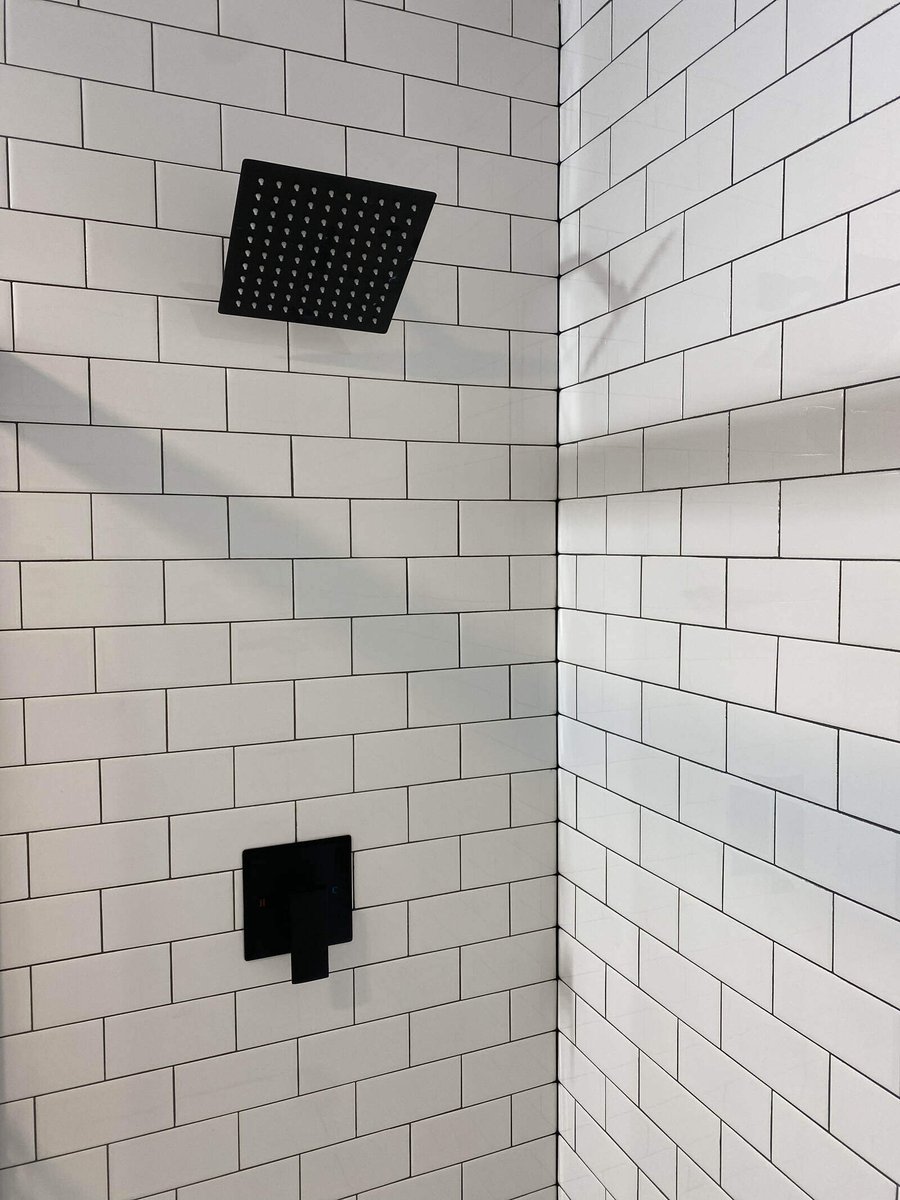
[289,885,329,984]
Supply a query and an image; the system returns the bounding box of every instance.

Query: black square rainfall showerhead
[219,159,436,335]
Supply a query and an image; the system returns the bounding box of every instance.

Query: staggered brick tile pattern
[0,1,559,1196]
[558,1,900,1199]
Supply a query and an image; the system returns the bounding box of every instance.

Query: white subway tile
[722,1125,809,1200]
[782,470,900,559]
[14,283,157,360]
[0,63,81,144]
[0,760,99,835]
[461,26,556,103]
[0,1150,107,1200]
[171,803,294,878]
[109,1115,238,1200]
[355,949,459,1024]
[352,613,457,674]
[0,352,89,425]
[238,1083,354,1168]
[84,80,220,168]
[350,379,456,443]
[734,41,851,181]
[156,162,239,237]
[728,704,836,806]
[462,714,555,776]
[10,140,154,223]
[301,1127,409,1200]
[577,430,643,497]
[646,115,732,227]
[176,1042,297,1125]
[7,0,151,86]
[407,78,509,154]
[779,637,900,741]
[180,1159,299,1200]
[20,423,161,494]
[580,173,646,262]
[724,848,833,967]
[682,624,777,709]
[166,561,292,624]
[641,809,723,906]
[106,995,235,1077]
[87,223,221,302]
[30,817,167,897]
[646,266,731,359]
[579,299,645,378]
[96,623,227,692]
[220,0,343,56]
[643,683,726,767]
[236,970,353,1049]
[648,0,733,91]
[681,482,779,557]
[0,892,100,970]
[409,775,509,842]
[460,149,557,220]
[230,371,347,438]
[787,0,892,68]
[155,24,282,109]
[355,725,459,790]
[0,627,93,699]
[680,760,774,860]
[36,1069,173,1158]
[0,1021,103,1104]
[90,361,224,432]
[168,681,293,751]
[464,1031,555,1105]
[460,386,556,446]
[641,1057,720,1181]
[732,392,844,483]
[351,500,456,557]
[683,325,782,419]
[287,52,402,133]
[851,4,900,121]
[0,209,84,287]
[777,792,900,920]
[160,299,287,372]
[612,76,685,186]
[724,984,830,1123]
[739,223,847,338]
[235,737,352,806]
[605,1081,676,1196]
[32,944,169,1028]
[295,672,405,738]
[26,689,166,764]
[686,1,785,135]
[102,873,233,951]
[583,39,648,143]
[729,558,838,641]
[359,1058,460,1136]
[786,96,900,236]
[840,730,900,830]
[774,1097,894,1200]
[686,166,783,279]
[680,893,772,1009]
[849,192,900,298]
[347,128,458,205]
[834,895,900,1010]
[460,500,554,556]
[0,1097,34,1169]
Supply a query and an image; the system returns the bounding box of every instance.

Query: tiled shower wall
[558,1,900,1199]
[0,1,559,1197]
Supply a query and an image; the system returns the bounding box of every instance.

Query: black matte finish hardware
[242,836,352,984]
[219,159,436,334]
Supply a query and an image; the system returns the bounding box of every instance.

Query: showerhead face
[218,159,436,335]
